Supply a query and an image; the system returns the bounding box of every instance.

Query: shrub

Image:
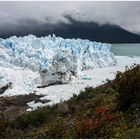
[0,119,8,138]
[115,65,140,111]
[11,105,59,129]
[118,128,140,138]
[74,105,122,138]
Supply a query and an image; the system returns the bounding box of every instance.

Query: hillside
[0,64,140,138]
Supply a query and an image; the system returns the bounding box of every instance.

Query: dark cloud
[0,14,140,43]
[0,1,140,39]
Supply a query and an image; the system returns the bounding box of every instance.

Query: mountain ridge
[0,16,140,43]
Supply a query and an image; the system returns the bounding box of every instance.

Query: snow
[0,67,39,96]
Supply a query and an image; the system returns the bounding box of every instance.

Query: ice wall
[0,34,117,87]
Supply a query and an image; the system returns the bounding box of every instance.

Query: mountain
[0,15,140,43]
[50,15,140,43]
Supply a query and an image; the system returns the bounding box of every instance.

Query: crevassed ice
[0,34,117,95]
[0,34,116,72]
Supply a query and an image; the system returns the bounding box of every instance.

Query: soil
[0,93,48,120]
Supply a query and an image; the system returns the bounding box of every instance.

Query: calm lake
[111,44,140,56]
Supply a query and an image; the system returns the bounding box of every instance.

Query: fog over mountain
[0,1,140,43]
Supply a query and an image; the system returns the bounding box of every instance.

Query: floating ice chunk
[81,75,92,80]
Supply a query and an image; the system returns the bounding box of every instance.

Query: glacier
[0,34,116,72]
[0,34,117,95]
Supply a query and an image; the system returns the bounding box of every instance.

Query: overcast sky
[0,1,140,34]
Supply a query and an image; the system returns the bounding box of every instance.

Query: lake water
[111,44,140,56]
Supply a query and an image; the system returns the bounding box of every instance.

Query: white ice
[0,35,140,111]
[0,34,116,96]
[27,56,140,111]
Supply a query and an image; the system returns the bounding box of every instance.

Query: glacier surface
[0,34,117,95]
[0,34,116,71]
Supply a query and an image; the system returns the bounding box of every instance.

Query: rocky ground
[0,93,50,120]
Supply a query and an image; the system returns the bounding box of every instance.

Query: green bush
[115,65,140,111]
[0,119,8,138]
[118,128,140,138]
[11,105,59,129]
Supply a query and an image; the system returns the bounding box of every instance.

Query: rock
[0,82,12,94]
[57,103,70,115]
[0,94,45,120]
